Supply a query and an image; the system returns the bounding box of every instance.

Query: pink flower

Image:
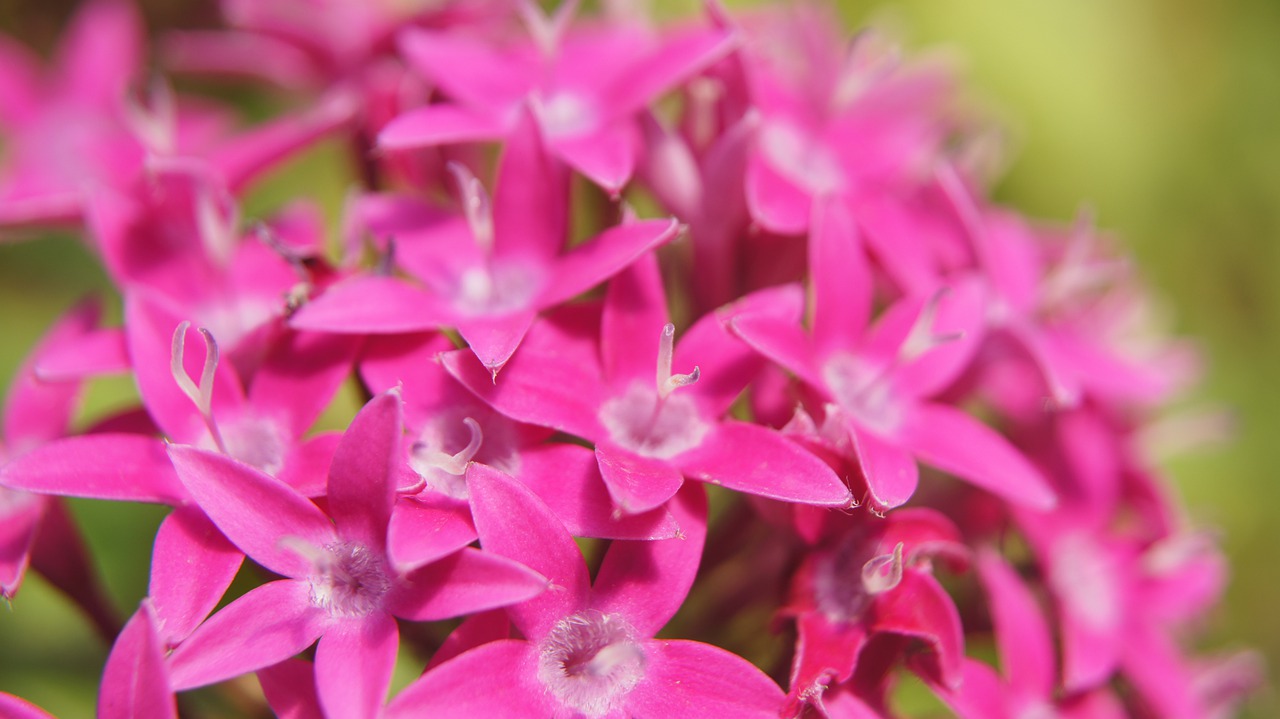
[386,463,786,718]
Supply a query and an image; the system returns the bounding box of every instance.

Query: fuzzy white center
[598,383,708,460]
[453,260,543,316]
[307,541,391,618]
[540,91,600,139]
[537,610,646,717]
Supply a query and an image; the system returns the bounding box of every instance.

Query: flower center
[812,531,903,623]
[822,353,904,436]
[453,260,544,316]
[408,415,516,500]
[537,610,646,717]
[760,119,845,195]
[598,323,707,459]
[304,541,391,618]
[214,414,288,476]
[539,91,600,139]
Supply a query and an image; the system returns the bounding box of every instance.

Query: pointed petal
[387,546,547,622]
[919,658,1012,719]
[55,0,143,106]
[30,327,130,382]
[788,614,867,707]
[591,484,707,635]
[4,298,100,447]
[386,495,477,573]
[518,444,679,540]
[0,693,58,719]
[746,150,811,235]
[552,123,639,194]
[873,571,965,689]
[602,251,669,385]
[977,549,1055,698]
[493,108,567,260]
[167,445,336,577]
[810,197,872,353]
[465,462,587,638]
[100,601,176,719]
[727,302,822,388]
[289,276,455,334]
[0,434,185,504]
[212,93,357,192]
[677,421,851,506]
[0,493,42,599]
[397,29,533,112]
[896,403,1055,510]
[457,311,537,376]
[386,641,547,719]
[328,392,401,550]
[543,219,679,306]
[149,506,244,645]
[378,104,508,150]
[250,331,361,439]
[278,432,341,498]
[257,658,324,719]
[426,609,510,670]
[315,615,398,719]
[603,29,736,118]
[595,441,685,515]
[627,640,786,718]
[850,425,919,511]
[167,580,327,690]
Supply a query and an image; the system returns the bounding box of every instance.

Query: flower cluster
[0,1,1259,718]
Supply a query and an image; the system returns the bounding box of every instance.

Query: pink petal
[161,30,320,89]
[278,432,341,498]
[397,29,533,113]
[0,434,185,504]
[386,546,548,622]
[99,601,176,719]
[425,609,511,670]
[518,444,680,540]
[920,659,1012,719]
[250,331,361,439]
[386,495,477,573]
[328,392,401,551]
[257,658,323,719]
[591,484,707,636]
[493,108,568,261]
[289,276,455,334]
[386,641,548,719]
[886,278,988,399]
[788,613,868,709]
[849,425,919,511]
[167,580,327,691]
[149,507,243,645]
[626,639,786,718]
[377,105,508,150]
[677,421,852,506]
[0,693,57,719]
[810,197,872,353]
[727,303,822,389]
[212,93,357,193]
[603,28,736,119]
[551,123,639,194]
[457,310,537,376]
[0,493,42,598]
[167,445,336,578]
[595,441,686,515]
[977,549,1055,700]
[464,463,588,638]
[543,219,680,306]
[55,0,142,106]
[895,403,1055,510]
[602,251,669,386]
[0,37,40,123]
[315,614,399,719]
[745,150,811,235]
[873,571,965,689]
[4,298,100,447]
[30,327,130,382]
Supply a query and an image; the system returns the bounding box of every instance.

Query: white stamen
[656,323,699,399]
[448,162,495,255]
[411,417,484,476]
[171,322,227,453]
[861,542,904,595]
[901,287,964,361]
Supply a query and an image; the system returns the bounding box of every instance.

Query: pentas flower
[735,6,953,234]
[164,390,547,719]
[731,198,1055,512]
[782,508,968,717]
[443,252,852,515]
[359,332,681,542]
[386,463,787,718]
[381,1,735,192]
[293,112,679,375]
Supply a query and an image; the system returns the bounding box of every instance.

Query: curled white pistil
[411,417,483,476]
[656,323,699,399]
[901,288,964,362]
[171,321,227,454]
[448,162,494,255]
[861,542,905,595]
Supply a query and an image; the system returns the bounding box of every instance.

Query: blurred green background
[1,0,1277,716]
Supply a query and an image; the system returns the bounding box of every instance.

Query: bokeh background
[0,0,1276,716]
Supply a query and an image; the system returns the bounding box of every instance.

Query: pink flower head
[387,463,787,718]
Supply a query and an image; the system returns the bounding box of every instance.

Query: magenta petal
[386,546,547,622]
[810,197,872,353]
[465,463,587,638]
[493,108,567,261]
[6,299,102,443]
[257,658,323,719]
[315,614,398,719]
[378,105,508,149]
[728,304,823,388]
[552,123,639,194]
[31,327,130,381]
[591,484,707,636]
[677,421,852,506]
[922,659,1012,719]
[896,403,1056,510]
[149,507,243,645]
[543,219,680,306]
[602,251,669,386]
[0,434,186,504]
[745,150,812,235]
[386,641,547,719]
[426,609,511,670]
[518,444,679,540]
[167,445,336,578]
[849,425,919,511]
[386,495,477,573]
[595,441,685,515]
[0,492,42,598]
[55,0,142,105]
[328,392,401,551]
[251,331,361,439]
[289,276,454,334]
[626,639,786,718]
[278,432,341,497]
[397,29,533,111]
[99,601,176,719]
[0,693,58,719]
[212,93,356,192]
[457,311,537,376]
[977,549,1055,699]
[167,580,327,691]
[604,29,736,118]
[874,572,965,689]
